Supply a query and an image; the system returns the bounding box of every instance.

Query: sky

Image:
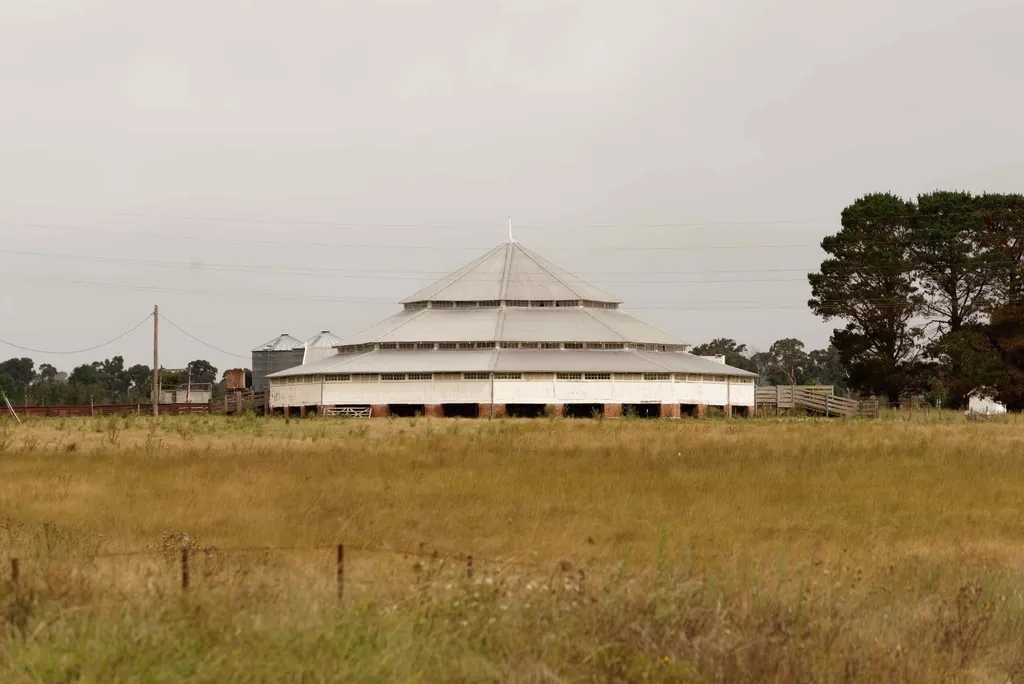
[2,0,1023,375]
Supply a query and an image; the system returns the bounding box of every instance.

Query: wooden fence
[756,385,879,418]
[2,403,211,418]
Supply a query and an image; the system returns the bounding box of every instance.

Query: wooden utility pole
[152,305,160,417]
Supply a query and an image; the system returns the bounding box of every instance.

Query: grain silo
[251,333,305,390]
[303,331,344,365]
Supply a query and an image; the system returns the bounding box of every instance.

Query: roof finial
[508,216,515,243]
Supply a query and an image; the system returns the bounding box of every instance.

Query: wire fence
[4,541,557,602]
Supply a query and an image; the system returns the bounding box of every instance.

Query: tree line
[690,338,848,391]
[0,357,250,407]
[808,191,1024,409]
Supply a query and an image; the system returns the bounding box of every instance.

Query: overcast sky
[2,0,1023,374]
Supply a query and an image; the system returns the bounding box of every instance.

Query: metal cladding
[252,333,305,352]
[303,331,345,365]
[401,241,621,304]
[267,240,756,381]
[252,333,306,390]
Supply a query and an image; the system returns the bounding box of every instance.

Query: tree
[36,363,59,382]
[0,357,34,386]
[126,364,153,398]
[766,338,809,385]
[809,193,926,403]
[689,339,756,372]
[912,191,991,335]
[805,345,848,390]
[187,359,218,385]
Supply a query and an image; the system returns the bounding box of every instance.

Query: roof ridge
[579,307,626,341]
[498,241,514,301]
[514,243,622,303]
[406,244,506,302]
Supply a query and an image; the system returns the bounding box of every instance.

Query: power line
[0,314,152,355]
[3,200,1007,229]
[159,314,250,360]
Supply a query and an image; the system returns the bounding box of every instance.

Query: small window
[494,372,522,380]
[703,375,725,383]
[435,372,460,381]
[325,374,351,382]
[564,342,584,350]
[432,301,455,309]
[525,372,554,380]
[521,342,540,350]
[615,373,642,381]
[644,373,670,381]
[417,343,435,350]
[352,374,379,382]
[556,300,580,307]
[398,343,416,350]
[584,373,610,380]
[463,372,490,380]
[458,342,476,350]
[556,372,583,381]
[604,343,624,350]
[479,300,500,308]
[382,373,407,381]
[454,301,476,309]
[407,372,432,381]
[531,300,554,308]
[438,342,458,350]
[500,342,520,349]
[475,342,495,349]
[378,343,398,350]
[541,342,560,349]
[505,300,529,307]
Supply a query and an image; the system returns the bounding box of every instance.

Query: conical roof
[305,331,344,348]
[402,241,621,304]
[252,333,304,352]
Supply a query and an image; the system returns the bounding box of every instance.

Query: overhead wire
[159,314,250,360]
[0,314,152,355]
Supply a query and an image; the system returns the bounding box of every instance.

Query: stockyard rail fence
[3,541,568,602]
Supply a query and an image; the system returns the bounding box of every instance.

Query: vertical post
[153,305,160,418]
[775,386,780,416]
[726,376,732,418]
[825,394,830,418]
[181,547,190,592]
[342,544,350,597]
[90,395,94,417]
[185,366,192,405]
[467,555,474,579]
[10,558,19,585]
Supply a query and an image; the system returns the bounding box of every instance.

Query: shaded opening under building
[623,403,660,419]
[389,404,425,418]
[506,404,546,419]
[565,403,604,419]
[442,403,479,418]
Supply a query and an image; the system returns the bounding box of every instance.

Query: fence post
[467,555,473,580]
[337,544,344,601]
[825,395,830,418]
[775,386,781,416]
[10,558,19,586]
[181,548,190,592]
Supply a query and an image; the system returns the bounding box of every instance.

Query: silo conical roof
[305,331,345,348]
[252,333,304,352]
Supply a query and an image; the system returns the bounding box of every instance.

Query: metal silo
[303,331,344,365]
[252,333,305,390]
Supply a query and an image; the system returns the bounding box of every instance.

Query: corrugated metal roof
[401,242,622,304]
[252,333,305,352]
[269,349,755,377]
[336,307,686,346]
[305,331,345,348]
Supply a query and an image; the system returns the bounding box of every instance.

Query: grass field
[2,413,1024,682]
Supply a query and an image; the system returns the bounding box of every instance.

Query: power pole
[152,305,160,417]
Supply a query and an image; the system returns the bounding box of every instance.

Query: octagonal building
[268,241,756,418]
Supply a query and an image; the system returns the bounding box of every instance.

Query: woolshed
[267,241,756,418]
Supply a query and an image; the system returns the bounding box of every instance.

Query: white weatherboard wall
[270,379,755,408]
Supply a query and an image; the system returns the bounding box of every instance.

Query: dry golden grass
[2,413,1024,682]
